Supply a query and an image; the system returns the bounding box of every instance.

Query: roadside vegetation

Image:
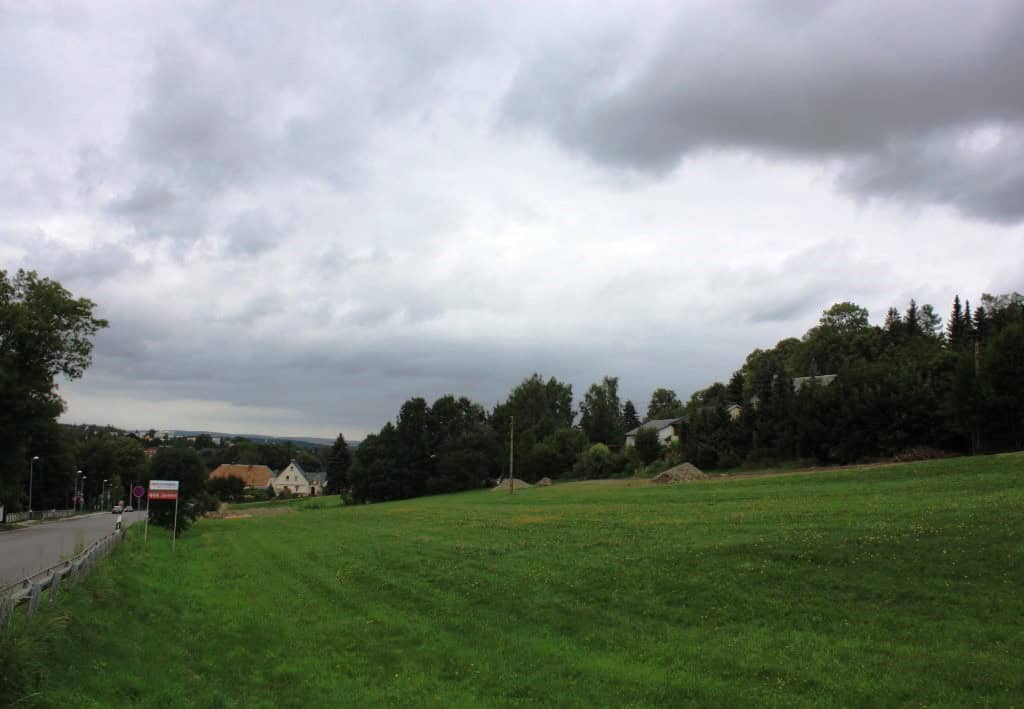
[6,454,1022,706]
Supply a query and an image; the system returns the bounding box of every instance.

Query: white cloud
[1,1,1018,438]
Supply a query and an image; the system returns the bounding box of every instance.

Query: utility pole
[509,415,514,495]
[28,455,39,519]
[973,340,982,455]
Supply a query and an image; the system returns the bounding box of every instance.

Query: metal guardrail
[2,508,76,524]
[0,528,124,632]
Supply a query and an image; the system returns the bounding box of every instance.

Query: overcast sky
[4,1,1022,439]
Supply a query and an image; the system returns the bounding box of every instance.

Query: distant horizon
[56,421,348,447]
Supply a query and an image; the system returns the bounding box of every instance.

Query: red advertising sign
[148,490,178,500]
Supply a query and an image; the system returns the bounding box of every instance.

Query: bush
[716,450,742,469]
[193,490,220,515]
[633,427,664,465]
[692,443,719,470]
[207,475,245,501]
[574,443,616,479]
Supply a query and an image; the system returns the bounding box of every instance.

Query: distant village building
[271,461,328,497]
[624,418,684,447]
[209,463,275,489]
[726,403,742,420]
[792,374,838,392]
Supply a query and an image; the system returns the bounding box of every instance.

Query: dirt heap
[650,462,707,484]
[535,477,552,487]
[204,506,294,519]
[492,478,532,491]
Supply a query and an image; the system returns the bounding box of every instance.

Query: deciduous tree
[0,270,107,508]
[646,388,682,420]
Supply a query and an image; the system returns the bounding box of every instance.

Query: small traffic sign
[133,485,145,498]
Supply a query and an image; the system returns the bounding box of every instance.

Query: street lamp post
[79,473,86,512]
[102,479,109,510]
[29,455,40,519]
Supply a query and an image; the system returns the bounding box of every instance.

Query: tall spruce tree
[622,400,640,432]
[905,299,921,336]
[974,305,989,342]
[325,431,352,493]
[947,295,965,348]
[920,304,943,339]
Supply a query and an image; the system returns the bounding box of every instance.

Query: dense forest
[349,293,1024,502]
[3,266,1022,511]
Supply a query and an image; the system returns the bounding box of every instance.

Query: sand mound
[535,477,552,487]
[650,462,707,484]
[492,478,532,490]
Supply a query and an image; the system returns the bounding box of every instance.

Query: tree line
[3,268,1021,513]
[345,292,1023,502]
[675,295,1023,469]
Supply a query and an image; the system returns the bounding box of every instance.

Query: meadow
[5,454,1023,707]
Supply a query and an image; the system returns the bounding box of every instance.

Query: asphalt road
[0,510,146,587]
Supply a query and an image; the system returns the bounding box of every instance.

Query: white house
[270,461,329,497]
[624,418,683,447]
[792,373,838,393]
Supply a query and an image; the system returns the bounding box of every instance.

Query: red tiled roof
[209,463,274,487]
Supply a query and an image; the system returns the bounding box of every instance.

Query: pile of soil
[535,477,553,487]
[893,446,950,462]
[650,462,707,484]
[492,478,532,491]
[204,507,294,519]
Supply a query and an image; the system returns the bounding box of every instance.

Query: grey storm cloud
[108,183,177,215]
[225,211,283,258]
[4,1,1021,438]
[502,0,1024,224]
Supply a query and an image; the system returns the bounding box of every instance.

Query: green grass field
[7,454,1024,707]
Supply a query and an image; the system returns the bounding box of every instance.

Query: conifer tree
[964,300,975,340]
[920,304,942,338]
[905,299,921,336]
[947,295,965,348]
[326,431,352,493]
[884,307,902,335]
[622,400,640,432]
[974,305,989,342]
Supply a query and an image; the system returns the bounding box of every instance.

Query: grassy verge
[7,454,1024,706]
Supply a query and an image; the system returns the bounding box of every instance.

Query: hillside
[7,454,1023,705]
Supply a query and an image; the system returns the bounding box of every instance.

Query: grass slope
[8,454,1024,707]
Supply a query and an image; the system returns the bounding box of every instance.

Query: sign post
[146,480,180,550]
